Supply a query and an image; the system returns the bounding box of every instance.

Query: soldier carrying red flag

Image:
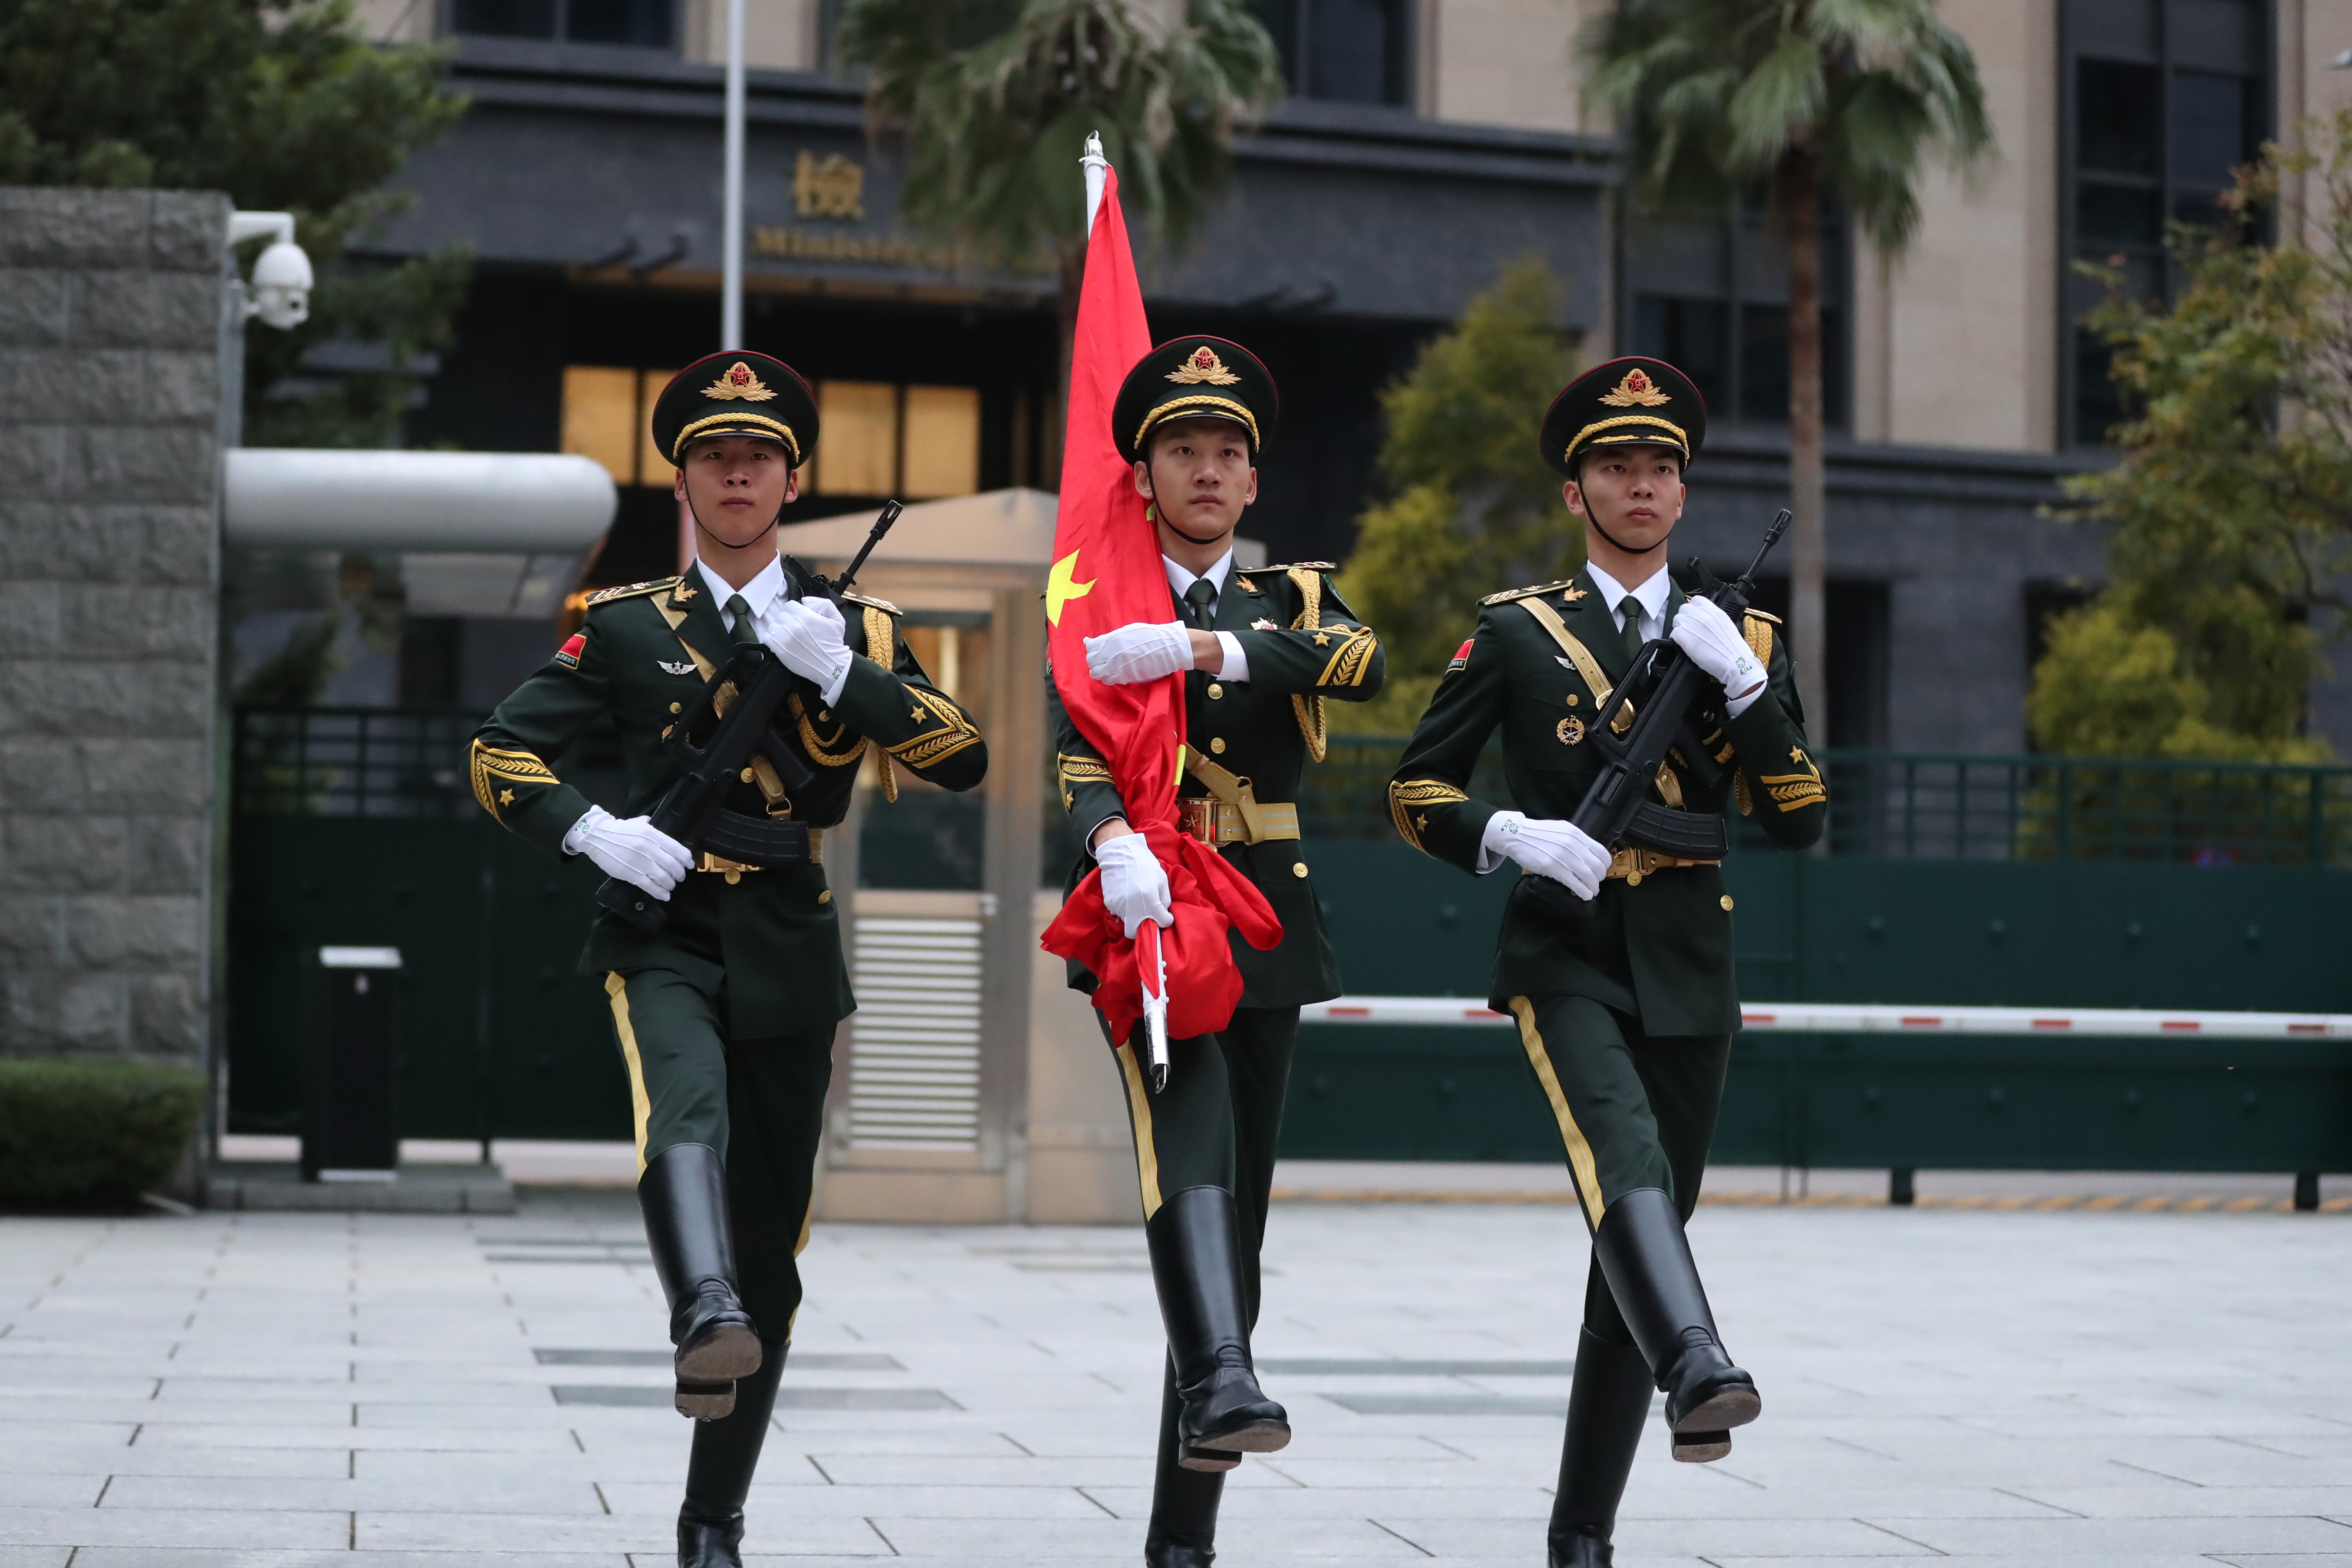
[1039,154,1387,1568]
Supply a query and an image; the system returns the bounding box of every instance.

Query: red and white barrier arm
[1298,997,2352,1039]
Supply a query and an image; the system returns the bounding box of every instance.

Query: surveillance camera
[249,239,314,330]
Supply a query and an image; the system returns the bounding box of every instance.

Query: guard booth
[778,491,1264,1223]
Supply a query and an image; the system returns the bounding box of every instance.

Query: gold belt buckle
[697,851,761,885]
[1176,798,1217,842]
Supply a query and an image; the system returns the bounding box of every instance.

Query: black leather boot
[677,1339,786,1568]
[1145,1185,1289,1469]
[640,1143,763,1419]
[1143,1353,1225,1567]
[1591,1187,1759,1462]
[1546,1328,1654,1568]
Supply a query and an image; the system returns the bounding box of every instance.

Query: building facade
[339,0,2352,751]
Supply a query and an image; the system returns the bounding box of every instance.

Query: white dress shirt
[1162,550,1250,683]
[697,554,788,635]
[1587,560,1763,719]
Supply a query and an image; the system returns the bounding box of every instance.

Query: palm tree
[1582,0,1992,736]
[837,0,1282,441]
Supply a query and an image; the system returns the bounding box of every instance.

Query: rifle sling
[1181,744,1268,843]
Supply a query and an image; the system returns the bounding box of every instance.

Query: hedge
[0,1058,205,1204]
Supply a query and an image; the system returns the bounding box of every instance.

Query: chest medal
[658,660,697,676]
[1557,714,1586,746]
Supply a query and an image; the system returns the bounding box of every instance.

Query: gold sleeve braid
[1388,779,1469,853]
[1287,567,1329,762]
[788,693,869,767]
[1759,746,1826,812]
[469,740,558,822]
[1056,751,1113,809]
[1732,613,1776,818]
[888,687,985,769]
[1316,625,1379,688]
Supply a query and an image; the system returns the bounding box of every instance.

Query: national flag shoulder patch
[1446,638,1474,673]
[554,632,586,669]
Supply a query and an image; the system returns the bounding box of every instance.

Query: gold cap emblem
[702,361,778,403]
[1599,367,1672,408]
[1167,345,1241,386]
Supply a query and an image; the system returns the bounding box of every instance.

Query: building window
[2062,0,2271,446]
[810,382,981,501]
[1253,0,1413,106]
[450,0,674,46]
[561,366,679,487]
[1622,196,1850,429]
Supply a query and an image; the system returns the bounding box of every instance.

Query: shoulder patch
[841,590,901,616]
[553,632,586,669]
[585,576,681,607]
[1743,608,1782,624]
[1479,579,1578,607]
[1446,637,1473,673]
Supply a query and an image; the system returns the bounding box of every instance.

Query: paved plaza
[1,1184,2348,1568]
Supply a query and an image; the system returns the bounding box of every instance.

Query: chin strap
[689,496,783,557]
[1586,513,1668,558]
[1161,518,1229,548]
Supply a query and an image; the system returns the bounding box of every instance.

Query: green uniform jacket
[469,563,987,1037]
[1049,563,1385,1010]
[1389,568,1824,1035]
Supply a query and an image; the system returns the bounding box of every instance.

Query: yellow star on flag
[1045,549,1095,626]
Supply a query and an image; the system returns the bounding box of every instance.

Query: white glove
[565,805,693,901]
[1480,811,1611,900]
[1670,597,1767,713]
[1094,831,1174,938]
[1085,621,1194,685]
[764,596,854,706]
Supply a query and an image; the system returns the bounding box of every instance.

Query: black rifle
[594,500,903,932]
[1523,508,1790,922]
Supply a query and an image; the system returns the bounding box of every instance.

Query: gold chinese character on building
[794,151,865,221]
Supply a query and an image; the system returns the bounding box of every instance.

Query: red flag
[1038,166,1279,1047]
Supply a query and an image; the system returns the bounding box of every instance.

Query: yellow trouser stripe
[1509,997,1606,1231]
[604,973,653,1175]
[1115,1042,1164,1219]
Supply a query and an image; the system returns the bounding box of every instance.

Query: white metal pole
[1081,130,1108,236]
[721,0,745,349]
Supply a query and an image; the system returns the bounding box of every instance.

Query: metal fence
[1301,735,2352,866]
[237,711,2352,867]
[235,708,485,818]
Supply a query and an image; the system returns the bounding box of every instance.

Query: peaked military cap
[1539,356,1707,476]
[650,350,820,469]
[1112,337,1279,464]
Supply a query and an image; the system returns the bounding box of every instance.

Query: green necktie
[725,594,759,646]
[1619,600,1645,663]
[1184,578,1218,630]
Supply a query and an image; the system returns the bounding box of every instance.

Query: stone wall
[0,188,231,1062]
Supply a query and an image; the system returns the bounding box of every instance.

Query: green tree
[2029,113,2352,763]
[0,0,472,447]
[1334,259,1581,734]
[837,0,1282,403]
[1581,0,1992,737]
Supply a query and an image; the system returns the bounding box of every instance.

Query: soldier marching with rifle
[467,350,986,1568]
[1388,357,1826,1568]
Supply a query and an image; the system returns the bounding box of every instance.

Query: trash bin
[302,946,402,1183]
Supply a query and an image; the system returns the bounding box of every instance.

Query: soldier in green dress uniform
[468,350,987,1568]
[1049,337,1384,1568]
[1388,357,1825,1568]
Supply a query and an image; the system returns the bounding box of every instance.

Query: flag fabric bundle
[1037,165,1280,1048]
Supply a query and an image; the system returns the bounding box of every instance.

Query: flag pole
[1079,129,1171,1092]
[720,0,745,349]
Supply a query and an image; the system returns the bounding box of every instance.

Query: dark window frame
[1615,187,1852,431]
[1254,0,1416,108]
[444,0,679,50]
[2059,0,2276,448]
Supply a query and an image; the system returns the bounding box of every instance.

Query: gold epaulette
[841,590,901,615]
[1743,607,1782,624]
[1480,579,1577,607]
[585,577,681,606]
[1262,560,1336,573]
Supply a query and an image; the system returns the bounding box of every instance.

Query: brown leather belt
[1605,846,1718,886]
[1177,798,1300,846]
[693,828,823,879]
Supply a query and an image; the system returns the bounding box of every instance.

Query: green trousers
[603,966,834,1337]
[1107,1006,1298,1265]
[1504,991,1730,1345]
